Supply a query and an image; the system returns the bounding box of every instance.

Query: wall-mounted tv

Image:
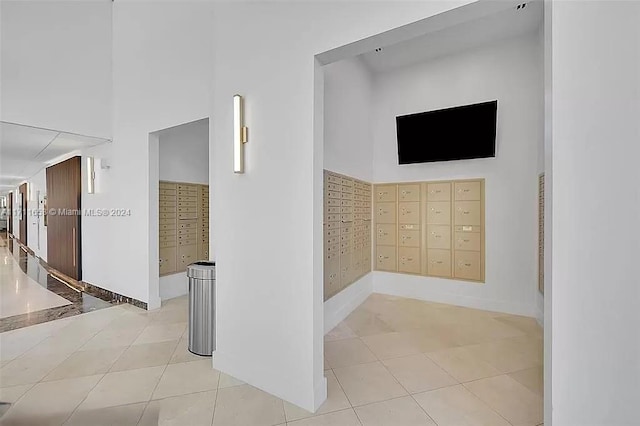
[396,100,497,164]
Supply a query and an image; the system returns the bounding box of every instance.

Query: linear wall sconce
[87,156,95,194]
[233,94,249,173]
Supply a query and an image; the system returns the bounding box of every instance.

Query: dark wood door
[19,183,27,245]
[46,156,82,280]
[7,192,12,235]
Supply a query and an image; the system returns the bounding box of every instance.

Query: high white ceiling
[0,122,110,193]
[360,0,543,73]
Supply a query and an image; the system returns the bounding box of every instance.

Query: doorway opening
[149,118,210,304]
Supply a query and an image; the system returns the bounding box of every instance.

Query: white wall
[323,57,374,182]
[159,119,209,184]
[79,2,214,308]
[322,56,375,329]
[0,0,112,139]
[211,0,476,412]
[158,118,209,300]
[535,23,545,327]
[370,34,543,317]
[25,169,47,261]
[550,1,640,425]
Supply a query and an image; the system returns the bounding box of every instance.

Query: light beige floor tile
[106,312,151,331]
[355,396,436,426]
[152,360,220,400]
[287,408,361,426]
[361,332,423,360]
[382,354,457,393]
[0,374,102,426]
[333,361,407,406]
[43,346,127,381]
[465,339,541,374]
[426,346,502,382]
[61,307,127,331]
[132,322,187,345]
[169,337,202,364]
[147,308,189,325]
[218,372,245,389]
[464,318,525,342]
[465,375,543,426]
[377,308,437,332]
[212,384,285,426]
[0,383,33,404]
[0,328,51,361]
[80,326,145,351]
[398,329,460,352]
[109,340,178,372]
[79,365,165,410]
[509,366,543,397]
[64,402,146,426]
[494,315,543,337]
[20,329,97,359]
[161,296,189,309]
[139,390,216,426]
[284,370,350,422]
[413,384,511,426]
[343,309,395,337]
[324,338,376,368]
[324,322,357,342]
[506,335,544,365]
[0,352,70,386]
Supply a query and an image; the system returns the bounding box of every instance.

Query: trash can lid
[187,261,216,279]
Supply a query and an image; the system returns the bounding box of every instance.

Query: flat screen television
[396,100,497,164]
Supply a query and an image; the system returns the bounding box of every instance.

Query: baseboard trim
[373,271,536,317]
[324,274,373,334]
[83,281,148,310]
[213,350,318,412]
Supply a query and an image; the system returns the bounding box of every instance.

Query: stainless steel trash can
[187,261,216,356]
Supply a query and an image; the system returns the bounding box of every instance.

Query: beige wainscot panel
[398,224,420,248]
[427,182,451,201]
[375,185,397,202]
[398,247,421,274]
[454,250,482,281]
[426,201,451,225]
[177,245,197,270]
[454,201,481,226]
[454,181,481,201]
[376,202,397,224]
[376,245,397,271]
[398,202,420,224]
[159,247,177,276]
[454,231,481,251]
[427,249,452,278]
[398,184,420,202]
[427,225,451,250]
[376,223,396,246]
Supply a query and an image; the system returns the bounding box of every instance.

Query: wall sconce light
[87,156,95,194]
[233,94,249,173]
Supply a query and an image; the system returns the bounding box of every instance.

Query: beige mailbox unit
[374,179,485,282]
[323,174,485,300]
[159,181,210,276]
[323,170,372,301]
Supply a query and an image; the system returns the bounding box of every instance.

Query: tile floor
[0,237,113,332]
[0,292,543,425]
[0,244,71,319]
